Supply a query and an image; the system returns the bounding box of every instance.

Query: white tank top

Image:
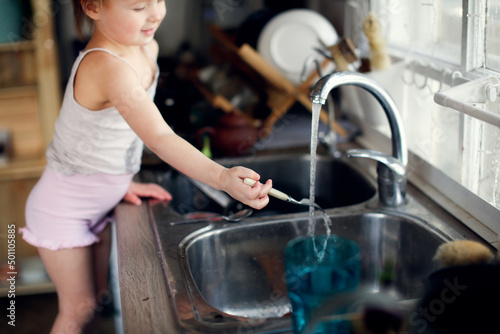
[46,47,159,175]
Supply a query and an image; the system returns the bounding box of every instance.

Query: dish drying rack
[199,25,349,137]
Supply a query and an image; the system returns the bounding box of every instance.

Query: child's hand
[220,167,272,210]
[123,181,173,206]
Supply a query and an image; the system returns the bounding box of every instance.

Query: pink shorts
[20,165,134,250]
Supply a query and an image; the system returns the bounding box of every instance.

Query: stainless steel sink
[183,212,446,317]
[141,154,376,218]
[142,152,483,333]
[150,197,466,333]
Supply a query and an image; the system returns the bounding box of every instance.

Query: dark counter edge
[115,202,181,334]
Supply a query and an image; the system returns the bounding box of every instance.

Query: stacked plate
[257,9,338,85]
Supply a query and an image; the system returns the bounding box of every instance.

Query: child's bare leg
[81,225,112,334]
[93,224,112,308]
[39,246,96,334]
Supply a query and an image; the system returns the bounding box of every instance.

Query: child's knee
[77,298,97,320]
[60,296,97,324]
[55,303,96,334]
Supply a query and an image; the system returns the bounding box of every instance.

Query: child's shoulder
[80,50,123,68]
[75,49,142,107]
[79,49,138,83]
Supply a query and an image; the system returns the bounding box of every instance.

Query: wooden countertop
[115,202,181,334]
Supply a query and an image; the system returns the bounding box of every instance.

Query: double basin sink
[141,153,468,333]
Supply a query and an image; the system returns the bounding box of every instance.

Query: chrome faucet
[310,71,408,207]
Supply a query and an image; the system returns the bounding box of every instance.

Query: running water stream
[309,103,332,259]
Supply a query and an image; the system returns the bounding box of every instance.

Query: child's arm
[86,50,272,209]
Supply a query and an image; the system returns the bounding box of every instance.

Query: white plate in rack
[257,9,338,85]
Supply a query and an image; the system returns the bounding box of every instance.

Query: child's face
[95,0,166,46]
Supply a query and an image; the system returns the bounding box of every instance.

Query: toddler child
[20,1,272,332]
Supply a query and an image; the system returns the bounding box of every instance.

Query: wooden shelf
[0,280,55,297]
[0,40,35,53]
[0,158,45,181]
[0,0,61,297]
[0,0,60,171]
[0,84,38,94]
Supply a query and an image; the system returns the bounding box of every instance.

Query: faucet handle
[346,149,407,207]
[346,149,406,177]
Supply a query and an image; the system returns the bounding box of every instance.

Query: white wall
[156,0,189,56]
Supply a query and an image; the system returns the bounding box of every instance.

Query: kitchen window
[347,0,500,241]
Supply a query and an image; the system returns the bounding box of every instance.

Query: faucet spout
[310,71,408,206]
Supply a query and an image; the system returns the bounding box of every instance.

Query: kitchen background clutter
[1,0,500,333]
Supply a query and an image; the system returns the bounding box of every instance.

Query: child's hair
[72,0,103,40]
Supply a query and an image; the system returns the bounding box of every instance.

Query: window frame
[360,0,500,245]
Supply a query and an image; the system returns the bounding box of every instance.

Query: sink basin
[219,154,376,214]
[141,154,376,218]
[182,212,449,317]
[151,198,465,333]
